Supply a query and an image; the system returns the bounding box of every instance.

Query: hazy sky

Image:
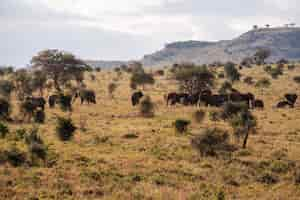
[0,0,299,66]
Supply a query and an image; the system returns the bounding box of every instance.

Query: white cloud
[0,0,299,66]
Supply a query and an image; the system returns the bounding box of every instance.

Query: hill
[142,27,300,66]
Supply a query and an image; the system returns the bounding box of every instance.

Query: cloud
[0,0,299,66]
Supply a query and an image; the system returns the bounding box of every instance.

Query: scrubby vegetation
[0,49,300,199]
[56,117,77,141]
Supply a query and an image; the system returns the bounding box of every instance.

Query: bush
[263,65,272,73]
[243,76,254,85]
[4,146,26,167]
[255,78,271,88]
[268,66,283,79]
[218,73,225,79]
[288,65,295,70]
[229,110,256,148]
[128,62,144,74]
[0,80,14,98]
[0,122,9,138]
[95,67,101,72]
[15,128,26,140]
[56,117,77,141]
[257,172,278,184]
[25,128,44,145]
[25,128,47,163]
[155,70,165,76]
[219,81,232,94]
[221,102,248,120]
[0,98,11,120]
[224,62,240,82]
[191,128,231,156]
[254,48,271,65]
[120,64,129,72]
[34,110,45,123]
[294,170,300,185]
[139,96,155,117]
[293,76,300,84]
[108,82,118,98]
[0,66,14,75]
[193,110,205,123]
[114,67,121,72]
[270,160,289,174]
[174,119,191,133]
[209,110,222,122]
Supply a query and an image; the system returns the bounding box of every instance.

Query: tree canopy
[31,49,89,91]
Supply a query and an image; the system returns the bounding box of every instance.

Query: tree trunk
[54,77,61,92]
[242,126,250,148]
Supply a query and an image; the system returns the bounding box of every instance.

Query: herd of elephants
[132,89,298,109]
[5,80,297,121]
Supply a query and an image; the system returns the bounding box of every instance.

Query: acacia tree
[13,69,34,101]
[31,49,88,91]
[254,48,271,65]
[130,72,155,90]
[230,110,256,148]
[173,64,215,95]
[224,62,240,83]
[31,70,47,96]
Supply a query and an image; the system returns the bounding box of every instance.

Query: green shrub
[257,172,278,184]
[25,128,48,165]
[15,128,27,140]
[219,81,232,94]
[263,65,272,73]
[268,66,283,79]
[0,80,14,98]
[0,122,9,138]
[255,78,271,88]
[288,65,295,70]
[230,110,256,148]
[25,128,44,145]
[4,146,27,167]
[294,170,300,185]
[0,98,11,120]
[174,119,191,133]
[56,117,77,141]
[95,67,101,72]
[209,110,222,122]
[224,62,240,82]
[243,76,254,85]
[155,70,165,76]
[139,96,155,117]
[218,73,225,79]
[270,160,290,174]
[221,102,248,120]
[108,82,118,98]
[191,128,232,156]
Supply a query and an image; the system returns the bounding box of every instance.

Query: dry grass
[1,64,300,199]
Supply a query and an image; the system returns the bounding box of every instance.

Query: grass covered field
[1,63,300,200]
